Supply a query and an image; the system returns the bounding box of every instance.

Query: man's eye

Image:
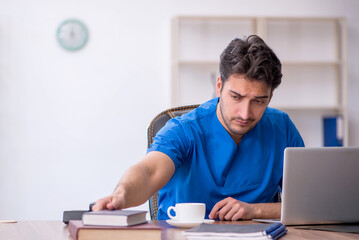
[231,95,240,100]
[254,99,265,104]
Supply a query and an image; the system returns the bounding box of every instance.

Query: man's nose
[238,100,252,120]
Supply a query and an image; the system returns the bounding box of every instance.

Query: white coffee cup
[167,203,205,222]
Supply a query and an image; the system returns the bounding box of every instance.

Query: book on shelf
[68,220,162,240]
[82,209,147,226]
[183,222,287,240]
[323,115,343,147]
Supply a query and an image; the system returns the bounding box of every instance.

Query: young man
[93,35,304,220]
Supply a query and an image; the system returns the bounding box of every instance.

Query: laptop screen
[281,147,359,225]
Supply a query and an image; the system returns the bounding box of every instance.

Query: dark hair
[219,35,282,90]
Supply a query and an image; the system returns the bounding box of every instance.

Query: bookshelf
[171,16,347,147]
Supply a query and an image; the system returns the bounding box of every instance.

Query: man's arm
[209,197,281,221]
[92,151,175,211]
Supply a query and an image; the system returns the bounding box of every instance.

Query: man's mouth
[234,118,253,126]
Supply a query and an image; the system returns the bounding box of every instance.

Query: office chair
[147,104,199,220]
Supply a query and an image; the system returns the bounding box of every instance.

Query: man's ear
[268,90,274,103]
[216,76,223,97]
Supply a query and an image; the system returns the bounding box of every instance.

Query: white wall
[0,0,358,220]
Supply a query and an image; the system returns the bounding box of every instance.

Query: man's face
[216,74,272,143]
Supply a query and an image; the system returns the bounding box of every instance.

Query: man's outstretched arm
[92,151,175,211]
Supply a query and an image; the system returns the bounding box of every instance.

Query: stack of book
[68,210,162,240]
[183,222,287,240]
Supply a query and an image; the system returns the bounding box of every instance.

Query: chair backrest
[147,104,199,220]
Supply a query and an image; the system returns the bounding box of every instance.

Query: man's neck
[216,103,242,145]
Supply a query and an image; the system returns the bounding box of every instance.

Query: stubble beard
[219,101,256,137]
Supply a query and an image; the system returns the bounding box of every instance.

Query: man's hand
[209,197,258,221]
[92,193,126,211]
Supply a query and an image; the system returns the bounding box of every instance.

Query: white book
[82,210,147,226]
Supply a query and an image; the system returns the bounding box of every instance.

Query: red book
[68,220,162,240]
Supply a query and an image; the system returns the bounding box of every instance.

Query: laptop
[280,147,359,225]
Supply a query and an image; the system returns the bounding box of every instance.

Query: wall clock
[57,19,88,51]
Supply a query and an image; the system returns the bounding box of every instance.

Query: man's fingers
[209,197,251,221]
[220,204,237,220]
[217,202,234,220]
[209,198,230,220]
[209,198,229,219]
[92,195,121,211]
[91,193,127,212]
[92,197,110,211]
[109,193,127,210]
[106,195,121,210]
[232,208,246,220]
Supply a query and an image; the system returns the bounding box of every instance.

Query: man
[93,35,304,220]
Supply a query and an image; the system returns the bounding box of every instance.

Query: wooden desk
[0,220,358,240]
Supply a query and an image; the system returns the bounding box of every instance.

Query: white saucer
[166,219,215,228]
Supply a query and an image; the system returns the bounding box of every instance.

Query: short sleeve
[147,118,191,169]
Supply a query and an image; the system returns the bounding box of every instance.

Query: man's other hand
[209,197,258,221]
[92,193,126,211]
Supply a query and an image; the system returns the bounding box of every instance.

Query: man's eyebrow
[229,90,269,99]
[255,95,270,99]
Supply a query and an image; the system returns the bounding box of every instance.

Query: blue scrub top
[148,98,304,220]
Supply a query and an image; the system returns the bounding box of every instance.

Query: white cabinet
[171,16,347,147]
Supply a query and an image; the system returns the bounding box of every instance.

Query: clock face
[57,19,88,51]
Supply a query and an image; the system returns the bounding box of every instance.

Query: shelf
[171,16,347,146]
[176,17,256,62]
[178,60,342,66]
[271,105,343,112]
[266,18,341,62]
[282,61,342,66]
